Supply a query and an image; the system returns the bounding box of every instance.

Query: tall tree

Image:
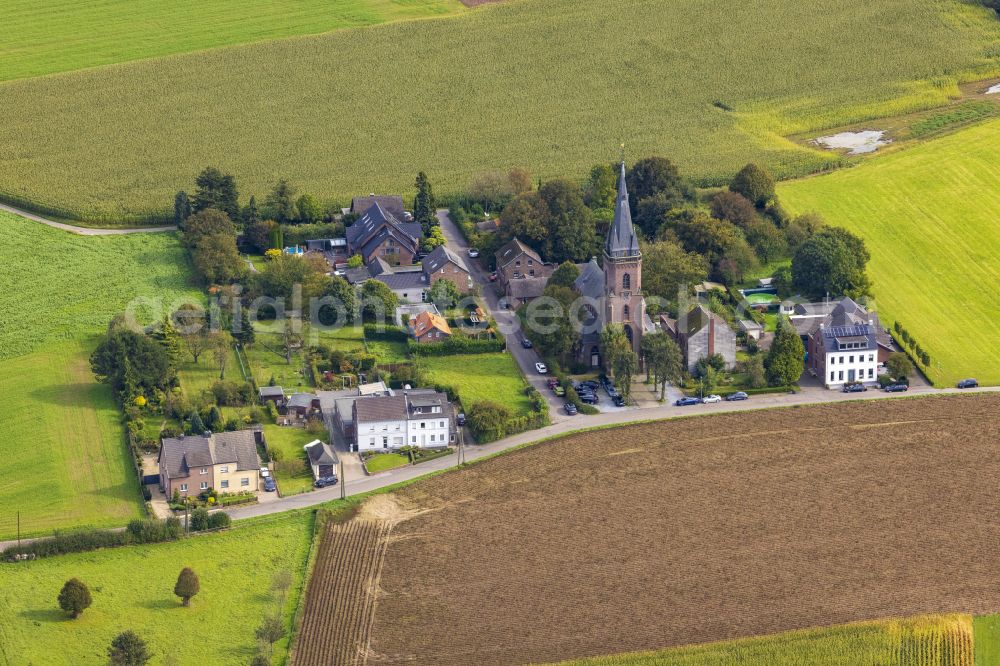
[212,331,233,379]
[58,578,92,619]
[413,171,437,232]
[641,331,683,400]
[601,324,638,402]
[709,190,758,230]
[255,615,286,653]
[182,208,236,248]
[525,284,577,360]
[108,631,152,666]
[548,261,581,289]
[641,240,708,304]
[537,179,596,263]
[584,163,617,210]
[192,167,239,220]
[91,328,175,396]
[192,233,245,284]
[765,318,805,387]
[729,162,775,208]
[173,191,192,228]
[296,194,322,224]
[627,156,689,215]
[360,280,399,323]
[243,195,261,227]
[174,567,200,607]
[791,227,871,299]
[263,179,297,224]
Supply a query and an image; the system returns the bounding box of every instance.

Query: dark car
[263,477,277,492]
[580,380,600,390]
[457,412,467,427]
[724,391,749,401]
[564,402,578,415]
[612,395,626,407]
[842,383,867,393]
[520,338,533,349]
[884,383,909,393]
[579,393,599,405]
[314,475,338,488]
[675,397,702,406]
[957,379,979,389]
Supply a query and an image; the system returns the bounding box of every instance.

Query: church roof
[605,162,640,260]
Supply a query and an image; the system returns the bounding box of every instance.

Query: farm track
[348,395,1000,665]
[293,519,391,666]
[0,202,176,235]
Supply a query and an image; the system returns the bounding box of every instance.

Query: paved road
[0,202,177,235]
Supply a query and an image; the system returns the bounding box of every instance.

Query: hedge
[364,323,409,343]
[408,336,504,356]
[3,518,183,560]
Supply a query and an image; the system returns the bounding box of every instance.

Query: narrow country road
[0,201,177,235]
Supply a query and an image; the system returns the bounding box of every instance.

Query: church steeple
[605,162,640,260]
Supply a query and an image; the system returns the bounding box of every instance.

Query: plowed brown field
[351,395,1000,665]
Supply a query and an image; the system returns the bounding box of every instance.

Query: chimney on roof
[203,431,212,438]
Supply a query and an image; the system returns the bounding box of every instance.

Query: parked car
[263,476,277,492]
[580,380,600,390]
[724,391,749,401]
[260,467,271,478]
[579,393,599,405]
[702,394,722,404]
[675,397,702,406]
[535,362,548,374]
[457,412,466,426]
[520,338,533,349]
[884,383,909,393]
[467,248,480,258]
[546,378,559,388]
[842,382,868,393]
[553,386,566,397]
[314,475,338,488]
[564,402,578,415]
[612,395,626,407]
[957,378,979,389]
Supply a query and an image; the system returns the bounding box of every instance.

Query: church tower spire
[605,161,640,259]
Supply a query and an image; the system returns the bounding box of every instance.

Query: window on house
[200,468,208,475]
[838,371,843,381]
[623,305,630,319]
[529,270,535,277]
[200,482,208,490]
[868,368,874,378]
[421,422,425,428]
[829,371,834,382]
[430,434,435,442]
[869,354,874,362]
[220,466,228,474]
[383,437,388,448]
[622,273,631,290]
[241,477,250,487]
[515,260,521,267]
[180,483,188,492]
[528,259,533,265]
[440,421,445,428]
[849,355,854,363]
[221,480,229,489]
[412,436,417,443]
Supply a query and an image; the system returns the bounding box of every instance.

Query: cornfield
[1,0,999,223]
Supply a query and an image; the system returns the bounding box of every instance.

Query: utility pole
[339,461,346,501]
[458,427,466,466]
[16,511,20,549]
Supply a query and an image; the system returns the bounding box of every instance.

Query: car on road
[842,382,867,393]
[675,397,702,406]
[546,378,559,388]
[553,385,566,397]
[467,248,480,258]
[314,475,338,488]
[535,362,547,374]
[957,378,979,389]
[701,394,722,404]
[884,383,909,393]
[564,402,578,415]
[457,412,466,426]
[724,391,749,401]
[612,395,626,407]
[520,338,533,349]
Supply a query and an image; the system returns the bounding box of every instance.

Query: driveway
[0,202,177,235]
[435,209,571,421]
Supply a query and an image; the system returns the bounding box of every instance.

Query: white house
[806,297,892,388]
[351,390,452,452]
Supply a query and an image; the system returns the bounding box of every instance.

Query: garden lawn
[0,0,464,82]
[2,0,1000,222]
[0,511,313,666]
[246,331,310,390]
[779,119,1000,387]
[364,452,410,473]
[417,353,534,415]
[313,324,366,353]
[264,425,320,496]
[0,211,199,539]
[177,346,245,398]
[366,339,410,363]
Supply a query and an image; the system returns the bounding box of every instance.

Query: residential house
[395,303,441,328]
[421,245,473,294]
[285,393,321,421]
[351,390,451,452]
[258,386,285,407]
[806,297,893,388]
[304,440,337,481]
[345,201,422,266]
[158,430,261,498]
[494,238,553,306]
[408,310,452,343]
[788,300,841,338]
[666,304,737,373]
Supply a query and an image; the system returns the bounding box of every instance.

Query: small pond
[813,130,890,155]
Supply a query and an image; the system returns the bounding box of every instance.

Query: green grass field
[246,331,310,391]
[974,614,1000,665]
[548,614,973,666]
[364,452,410,473]
[177,347,245,397]
[2,0,999,223]
[779,119,1000,387]
[417,352,534,415]
[0,511,313,665]
[264,425,320,495]
[0,0,464,83]
[0,211,200,539]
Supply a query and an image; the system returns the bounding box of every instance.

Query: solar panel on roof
[826,325,869,337]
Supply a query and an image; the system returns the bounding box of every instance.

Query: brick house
[345,201,422,266]
[421,245,473,294]
[663,305,737,373]
[494,238,553,305]
[158,430,261,498]
[408,310,452,343]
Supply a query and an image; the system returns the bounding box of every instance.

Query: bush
[58,578,93,618]
[363,323,408,342]
[211,380,254,406]
[408,336,503,356]
[189,507,210,532]
[127,517,183,544]
[207,512,232,530]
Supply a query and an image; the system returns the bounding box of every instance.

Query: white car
[535,362,548,374]
[702,394,722,404]
[467,248,480,258]
[260,467,271,478]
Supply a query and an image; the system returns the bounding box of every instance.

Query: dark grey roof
[792,301,840,317]
[305,440,338,466]
[344,267,370,285]
[346,201,421,253]
[376,270,427,291]
[287,393,317,409]
[259,386,284,398]
[508,277,548,301]
[422,245,467,275]
[816,298,879,353]
[406,391,448,410]
[351,195,404,218]
[683,304,731,337]
[574,257,604,301]
[495,238,541,270]
[159,431,259,480]
[605,163,640,259]
[367,256,393,277]
[354,394,408,423]
[359,223,419,260]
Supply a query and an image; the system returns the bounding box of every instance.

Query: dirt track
[363,394,1000,665]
